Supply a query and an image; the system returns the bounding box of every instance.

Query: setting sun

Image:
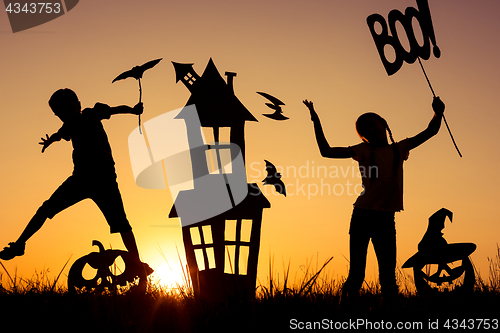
[149,261,188,290]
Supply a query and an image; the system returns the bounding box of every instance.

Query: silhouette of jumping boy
[303,97,445,300]
[0,88,153,276]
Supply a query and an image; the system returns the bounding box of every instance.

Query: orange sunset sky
[1,0,500,289]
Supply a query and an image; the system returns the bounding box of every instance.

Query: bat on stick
[112,58,163,134]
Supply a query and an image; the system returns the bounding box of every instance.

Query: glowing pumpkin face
[411,255,476,294]
[403,209,477,295]
[68,240,146,292]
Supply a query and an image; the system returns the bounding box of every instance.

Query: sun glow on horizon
[150,262,189,290]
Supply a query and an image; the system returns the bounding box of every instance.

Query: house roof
[169,183,271,222]
[171,62,196,83]
[175,58,257,127]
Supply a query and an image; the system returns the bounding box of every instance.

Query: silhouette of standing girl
[303,97,444,300]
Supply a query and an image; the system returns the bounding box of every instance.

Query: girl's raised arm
[408,97,445,150]
[303,100,355,159]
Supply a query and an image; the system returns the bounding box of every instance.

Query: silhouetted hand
[133,102,143,115]
[303,99,319,122]
[432,97,445,116]
[39,134,57,153]
[39,134,50,153]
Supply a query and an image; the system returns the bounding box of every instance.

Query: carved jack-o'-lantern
[68,240,147,292]
[403,209,476,295]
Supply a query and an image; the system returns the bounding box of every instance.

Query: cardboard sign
[367,0,440,75]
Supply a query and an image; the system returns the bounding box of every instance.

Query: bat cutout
[257,92,288,120]
[112,58,163,134]
[262,160,286,196]
[112,58,163,82]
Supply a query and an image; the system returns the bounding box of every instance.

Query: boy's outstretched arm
[39,133,62,153]
[408,97,445,150]
[91,102,143,116]
[303,100,355,159]
[109,102,143,116]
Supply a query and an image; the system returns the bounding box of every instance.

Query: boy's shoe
[130,261,154,277]
[0,242,25,260]
[142,262,154,276]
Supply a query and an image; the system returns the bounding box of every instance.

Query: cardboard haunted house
[168,59,270,301]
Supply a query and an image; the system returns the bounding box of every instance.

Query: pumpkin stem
[92,240,106,253]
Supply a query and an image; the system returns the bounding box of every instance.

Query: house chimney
[225,71,237,94]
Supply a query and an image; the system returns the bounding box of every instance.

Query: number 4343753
[5,2,62,14]
[444,319,499,330]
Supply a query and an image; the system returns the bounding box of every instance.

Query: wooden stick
[417,57,462,157]
[138,78,142,135]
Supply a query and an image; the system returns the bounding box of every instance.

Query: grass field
[0,248,499,333]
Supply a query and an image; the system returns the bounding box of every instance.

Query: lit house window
[184,72,197,85]
[203,127,233,174]
[190,225,215,271]
[224,219,253,275]
[206,148,232,174]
